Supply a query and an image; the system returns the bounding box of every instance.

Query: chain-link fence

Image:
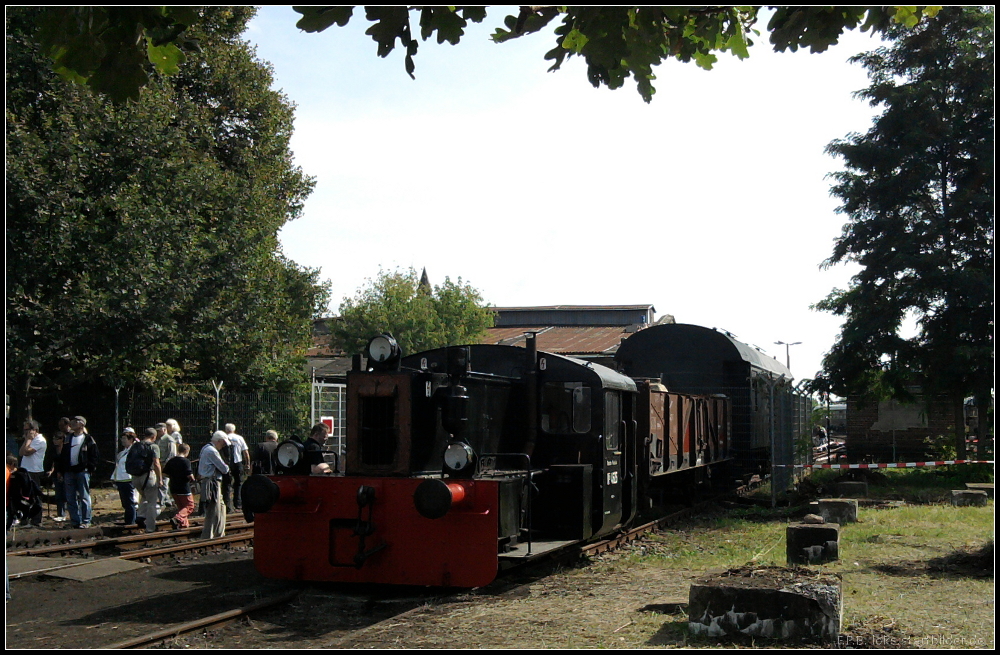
[312,382,347,471]
[677,383,812,494]
[123,384,311,452]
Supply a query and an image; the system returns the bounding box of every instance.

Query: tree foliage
[334,269,494,357]
[30,6,204,103]
[815,7,993,411]
[6,7,329,409]
[29,6,942,104]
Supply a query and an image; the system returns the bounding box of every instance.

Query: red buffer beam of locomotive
[252,476,501,588]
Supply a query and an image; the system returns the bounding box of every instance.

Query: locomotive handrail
[482,452,534,555]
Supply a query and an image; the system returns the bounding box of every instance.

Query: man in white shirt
[223,423,250,511]
[19,420,47,526]
[19,420,47,480]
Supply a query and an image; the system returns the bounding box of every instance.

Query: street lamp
[774,341,801,371]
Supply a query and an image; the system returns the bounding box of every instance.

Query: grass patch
[622,502,992,573]
[607,492,994,648]
[790,464,995,504]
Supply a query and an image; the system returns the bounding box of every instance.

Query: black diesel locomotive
[249,327,791,587]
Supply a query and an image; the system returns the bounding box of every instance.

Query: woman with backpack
[128,428,161,533]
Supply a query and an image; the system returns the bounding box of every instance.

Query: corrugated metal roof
[308,357,352,379]
[492,305,655,312]
[492,305,656,328]
[482,326,629,355]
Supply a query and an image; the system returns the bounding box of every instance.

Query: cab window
[541,382,591,434]
[605,392,620,450]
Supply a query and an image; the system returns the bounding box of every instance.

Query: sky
[244,7,887,383]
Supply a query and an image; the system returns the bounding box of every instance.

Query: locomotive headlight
[276,439,304,470]
[367,334,400,364]
[443,441,476,476]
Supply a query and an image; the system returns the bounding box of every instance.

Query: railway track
[7,521,255,579]
[576,475,766,557]
[24,485,761,649]
[105,589,302,649]
[8,520,254,557]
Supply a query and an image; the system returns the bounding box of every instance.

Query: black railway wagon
[614,323,810,489]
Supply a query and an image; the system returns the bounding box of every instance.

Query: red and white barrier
[777,460,994,469]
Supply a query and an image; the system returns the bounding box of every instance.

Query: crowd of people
[5,417,292,540]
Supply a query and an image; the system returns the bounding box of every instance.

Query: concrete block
[808,499,859,524]
[787,523,840,565]
[833,480,867,498]
[951,490,988,507]
[688,567,842,643]
[965,483,994,499]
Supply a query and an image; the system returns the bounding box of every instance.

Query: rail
[8,525,255,579]
[104,589,301,649]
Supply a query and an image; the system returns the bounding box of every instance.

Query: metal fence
[675,383,812,494]
[312,382,347,471]
[124,384,311,451]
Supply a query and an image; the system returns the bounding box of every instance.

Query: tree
[28,6,203,103]
[6,7,329,422]
[29,6,942,104]
[815,7,994,457]
[334,269,494,357]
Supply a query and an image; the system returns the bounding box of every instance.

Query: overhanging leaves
[31,6,942,104]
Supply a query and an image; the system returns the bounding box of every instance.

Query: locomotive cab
[529,355,639,541]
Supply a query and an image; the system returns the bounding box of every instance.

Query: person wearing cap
[58,416,99,529]
[112,429,140,525]
[199,432,231,539]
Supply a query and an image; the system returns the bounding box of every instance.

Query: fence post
[769,374,776,509]
[113,380,124,456]
[310,367,316,426]
[212,380,224,432]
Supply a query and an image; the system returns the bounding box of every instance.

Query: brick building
[846,394,959,462]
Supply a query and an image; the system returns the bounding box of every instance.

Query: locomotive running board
[497,539,580,567]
